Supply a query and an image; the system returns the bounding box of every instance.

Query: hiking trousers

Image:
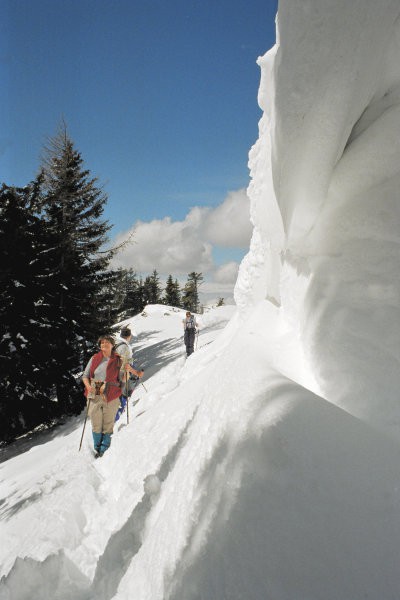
[184,329,196,356]
[89,396,120,434]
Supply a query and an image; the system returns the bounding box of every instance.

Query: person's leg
[92,431,103,452]
[89,400,104,452]
[184,330,190,355]
[100,398,120,453]
[187,331,195,355]
[115,396,127,422]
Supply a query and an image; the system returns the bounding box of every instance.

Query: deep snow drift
[236,0,400,437]
[2,0,400,598]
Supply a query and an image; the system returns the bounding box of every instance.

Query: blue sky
[1,0,278,296]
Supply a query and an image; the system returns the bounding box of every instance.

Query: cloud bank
[112,189,252,292]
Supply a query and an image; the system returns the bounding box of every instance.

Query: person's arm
[82,358,93,394]
[125,363,144,378]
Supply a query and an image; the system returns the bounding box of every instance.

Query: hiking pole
[141,381,148,393]
[126,371,130,425]
[127,377,141,418]
[79,399,91,452]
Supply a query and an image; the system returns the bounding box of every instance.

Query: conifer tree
[101,267,127,324]
[135,276,146,313]
[174,278,182,307]
[142,269,162,305]
[39,124,116,415]
[164,274,181,307]
[151,269,163,303]
[142,275,152,306]
[182,272,203,313]
[118,268,146,318]
[0,179,59,442]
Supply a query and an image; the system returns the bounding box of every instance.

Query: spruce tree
[135,276,146,313]
[182,272,203,313]
[101,267,127,325]
[142,270,162,306]
[39,125,116,416]
[127,276,146,314]
[0,179,59,442]
[118,268,145,319]
[149,269,162,304]
[164,274,181,308]
[117,268,133,320]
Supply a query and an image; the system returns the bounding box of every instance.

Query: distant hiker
[82,334,139,457]
[182,311,198,357]
[114,326,144,422]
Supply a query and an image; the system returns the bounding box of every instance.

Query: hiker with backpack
[114,326,144,422]
[182,311,198,357]
[82,334,141,457]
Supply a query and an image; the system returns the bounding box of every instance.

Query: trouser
[115,396,127,422]
[89,396,120,453]
[184,329,196,356]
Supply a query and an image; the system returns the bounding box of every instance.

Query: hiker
[114,326,134,367]
[82,334,139,457]
[182,311,198,357]
[114,326,144,421]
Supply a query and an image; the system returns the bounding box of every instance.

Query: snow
[3,0,400,598]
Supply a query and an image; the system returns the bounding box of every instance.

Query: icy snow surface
[3,0,400,597]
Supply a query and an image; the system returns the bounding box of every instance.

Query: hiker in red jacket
[82,334,134,457]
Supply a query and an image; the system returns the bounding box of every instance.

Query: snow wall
[235,0,400,437]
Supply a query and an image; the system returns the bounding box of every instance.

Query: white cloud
[112,216,213,274]
[111,188,252,278]
[203,189,252,247]
[212,261,240,284]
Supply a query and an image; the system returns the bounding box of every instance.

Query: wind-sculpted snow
[236,0,400,435]
[167,382,400,600]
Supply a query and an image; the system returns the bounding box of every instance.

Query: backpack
[114,340,129,353]
[185,316,195,330]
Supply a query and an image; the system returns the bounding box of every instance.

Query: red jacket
[85,351,122,402]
